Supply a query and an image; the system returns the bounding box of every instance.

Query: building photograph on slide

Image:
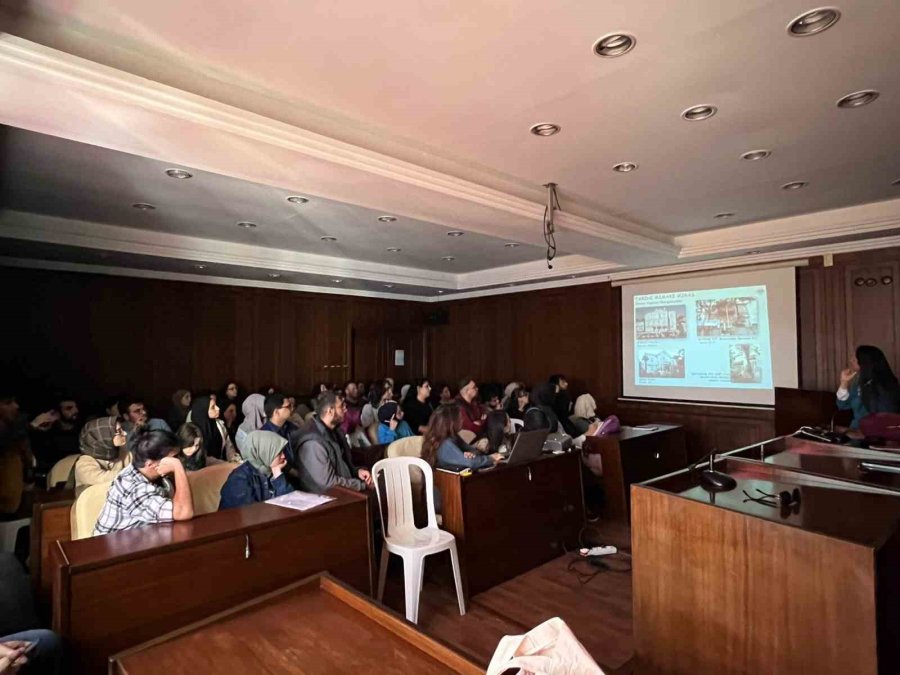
[638,349,685,379]
[695,296,759,338]
[635,305,688,340]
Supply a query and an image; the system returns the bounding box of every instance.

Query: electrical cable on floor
[561,525,633,586]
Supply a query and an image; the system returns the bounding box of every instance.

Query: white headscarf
[573,394,597,419]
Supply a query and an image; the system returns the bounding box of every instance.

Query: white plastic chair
[510,418,524,432]
[372,456,465,624]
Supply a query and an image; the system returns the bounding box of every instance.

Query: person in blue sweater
[421,404,503,471]
[218,430,293,510]
[837,345,900,430]
[376,401,414,445]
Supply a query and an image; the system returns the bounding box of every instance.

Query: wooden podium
[632,454,900,675]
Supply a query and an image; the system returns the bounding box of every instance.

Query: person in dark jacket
[293,391,372,494]
[218,431,292,510]
[526,382,579,436]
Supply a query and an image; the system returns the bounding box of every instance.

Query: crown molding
[0,256,429,301]
[0,210,457,288]
[0,35,678,259]
[676,198,900,258]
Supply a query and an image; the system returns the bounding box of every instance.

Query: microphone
[688,448,737,493]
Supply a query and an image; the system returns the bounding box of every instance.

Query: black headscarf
[189,395,223,460]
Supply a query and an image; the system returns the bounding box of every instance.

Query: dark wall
[5,245,898,455]
[0,267,423,415]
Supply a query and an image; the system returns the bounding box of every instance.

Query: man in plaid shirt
[94,428,194,535]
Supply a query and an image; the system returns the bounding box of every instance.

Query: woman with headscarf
[218,430,293,510]
[167,389,191,432]
[235,393,266,455]
[74,416,130,496]
[187,394,237,462]
[571,394,600,435]
[501,381,522,410]
[376,401,414,444]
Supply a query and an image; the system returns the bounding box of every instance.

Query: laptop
[501,428,549,466]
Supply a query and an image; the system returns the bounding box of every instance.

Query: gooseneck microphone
[689,448,738,493]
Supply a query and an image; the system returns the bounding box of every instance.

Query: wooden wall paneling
[846,261,899,368]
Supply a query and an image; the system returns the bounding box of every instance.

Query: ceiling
[1,0,900,298]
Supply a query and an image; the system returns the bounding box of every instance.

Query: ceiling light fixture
[377,215,397,223]
[286,196,309,205]
[441,256,456,262]
[132,202,156,210]
[782,181,809,190]
[237,221,257,229]
[447,231,464,237]
[387,247,402,253]
[267,273,281,279]
[837,90,879,108]
[593,33,636,58]
[715,212,735,219]
[320,236,337,242]
[787,7,841,36]
[504,242,520,248]
[165,168,192,179]
[193,264,207,270]
[530,123,561,137]
[384,284,394,289]
[741,149,771,161]
[569,275,577,279]
[437,290,444,294]
[612,162,638,173]
[681,104,718,121]
[332,279,343,284]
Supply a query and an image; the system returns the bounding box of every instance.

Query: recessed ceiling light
[681,104,717,121]
[741,149,771,161]
[286,196,309,205]
[387,247,402,253]
[437,290,445,294]
[530,123,561,137]
[447,231,465,237]
[384,284,394,289]
[377,215,397,223]
[165,168,192,179]
[320,236,338,242]
[593,33,636,58]
[441,256,456,262]
[837,90,879,109]
[714,212,736,219]
[193,264,207,270]
[237,221,257,229]
[332,279,343,284]
[132,202,156,210]
[267,273,281,279]
[782,181,809,190]
[568,275,577,279]
[787,8,841,36]
[504,242,520,248]
[612,162,638,173]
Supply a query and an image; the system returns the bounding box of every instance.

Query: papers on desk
[266,491,335,512]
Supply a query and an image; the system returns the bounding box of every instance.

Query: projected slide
[633,285,772,390]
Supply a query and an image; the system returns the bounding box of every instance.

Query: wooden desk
[728,434,900,493]
[434,451,583,599]
[632,458,900,675]
[110,573,481,675]
[52,488,372,675]
[774,386,851,435]
[583,424,686,521]
[29,491,73,611]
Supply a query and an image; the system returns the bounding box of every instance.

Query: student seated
[484,410,513,454]
[218,431,293,510]
[74,416,130,496]
[175,423,224,471]
[376,402,414,444]
[294,391,372,494]
[93,429,194,535]
[422,404,503,471]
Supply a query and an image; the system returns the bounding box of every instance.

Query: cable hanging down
[543,182,560,269]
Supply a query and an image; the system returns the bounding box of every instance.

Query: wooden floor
[381,520,634,674]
